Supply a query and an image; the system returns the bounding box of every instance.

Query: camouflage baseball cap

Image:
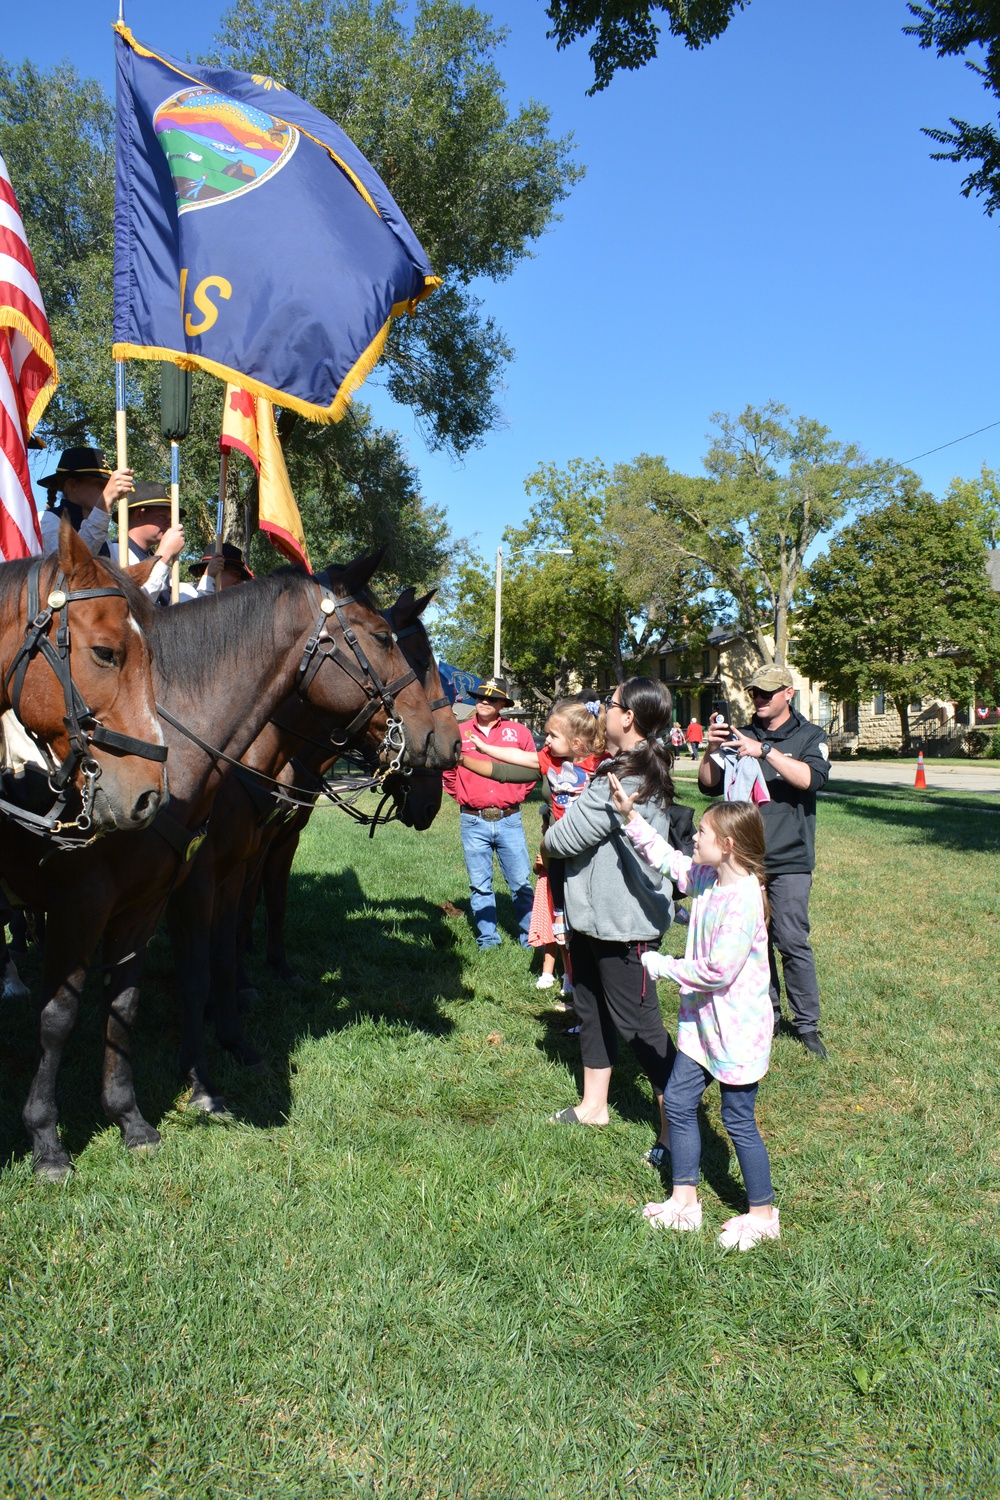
[746,663,793,692]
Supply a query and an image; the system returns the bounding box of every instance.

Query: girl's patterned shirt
[624,813,772,1085]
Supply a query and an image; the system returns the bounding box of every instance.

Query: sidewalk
[674,758,1000,795]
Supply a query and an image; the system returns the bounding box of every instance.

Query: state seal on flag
[153,87,298,214]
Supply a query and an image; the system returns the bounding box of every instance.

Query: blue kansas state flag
[113,25,439,422]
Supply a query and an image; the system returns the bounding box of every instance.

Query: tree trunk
[222,461,244,548]
[894,698,911,754]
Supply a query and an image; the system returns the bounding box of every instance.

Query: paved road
[674,760,1000,794]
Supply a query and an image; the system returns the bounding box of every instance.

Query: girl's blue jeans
[664,1050,774,1207]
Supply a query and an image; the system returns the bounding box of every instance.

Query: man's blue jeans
[459,810,533,949]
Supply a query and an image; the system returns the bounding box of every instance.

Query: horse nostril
[131,788,161,825]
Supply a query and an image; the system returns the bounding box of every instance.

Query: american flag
[0,153,58,561]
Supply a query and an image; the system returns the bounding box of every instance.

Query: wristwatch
[759,742,773,760]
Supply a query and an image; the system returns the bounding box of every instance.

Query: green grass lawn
[2,788,999,1499]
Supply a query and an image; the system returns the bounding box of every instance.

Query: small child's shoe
[716,1209,780,1251]
[535,973,557,990]
[643,1197,702,1232]
[560,975,574,997]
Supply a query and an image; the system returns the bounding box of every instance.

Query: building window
[701,649,711,679]
[792,690,801,713]
[817,691,833,729]
[874,692,887,715]
[659,658,667,682]
[843,701,859,735]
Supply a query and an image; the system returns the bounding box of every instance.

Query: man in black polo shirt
[699,663,831,1058]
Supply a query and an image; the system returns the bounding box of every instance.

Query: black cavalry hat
[189,541,254,581]
[126,481,186,519]
[39,447,113,491]
[468,676,516,706]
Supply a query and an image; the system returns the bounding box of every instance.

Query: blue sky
[5,0,999,560]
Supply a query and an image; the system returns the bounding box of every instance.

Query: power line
[900,419,1000,465]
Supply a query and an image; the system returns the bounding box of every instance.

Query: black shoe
[796,1029,827,1059]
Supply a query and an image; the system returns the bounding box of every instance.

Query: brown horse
[5,554,437,1179]
[234,585,458,991]
[0,524,166,835]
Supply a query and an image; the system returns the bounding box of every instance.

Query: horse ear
[125,558,157,587]
[332,546,387,595]
[411,589,437,616]
[58,519,96,579]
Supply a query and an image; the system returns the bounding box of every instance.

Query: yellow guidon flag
[219,384,310,571]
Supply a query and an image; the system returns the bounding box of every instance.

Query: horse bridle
[0,558,167,841]
[156,580,420,809]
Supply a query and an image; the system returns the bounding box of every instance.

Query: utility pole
[493,546,503,678]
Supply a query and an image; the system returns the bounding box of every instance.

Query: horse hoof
[124,1124,161,1153]
[34,1157,72,1184]
[188,1087,231,1117]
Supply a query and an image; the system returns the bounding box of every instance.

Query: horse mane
[145,566,314,693]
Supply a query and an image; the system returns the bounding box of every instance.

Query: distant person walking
[685,718,703,760]
[670,723,685,755]
[442,679,536,951]
[699,664,831,1058]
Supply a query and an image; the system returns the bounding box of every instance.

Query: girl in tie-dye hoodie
[608,779,780,1252]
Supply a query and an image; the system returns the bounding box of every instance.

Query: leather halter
[295,580,418,740]
[0,558,167,841]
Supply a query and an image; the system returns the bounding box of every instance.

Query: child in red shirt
[472,697,607,992]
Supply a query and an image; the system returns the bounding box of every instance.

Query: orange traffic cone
[914,750,927,790]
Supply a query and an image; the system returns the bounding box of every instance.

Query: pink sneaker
[716,1209,780,1251]
[643,1198,703,1232]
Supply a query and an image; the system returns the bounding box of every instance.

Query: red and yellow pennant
[220,384,310,571]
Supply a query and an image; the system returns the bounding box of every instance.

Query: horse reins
[0,559,167,844]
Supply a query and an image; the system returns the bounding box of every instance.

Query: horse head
[307,550,436,770]
[0,524,165,834]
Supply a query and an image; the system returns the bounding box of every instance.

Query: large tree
[607,402,887,669]
[211,0,583,452]
[793,482,1000,751]
[438,457,709,701]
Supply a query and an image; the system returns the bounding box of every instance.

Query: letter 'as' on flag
[113,25,439,422]
[220,385,310,571]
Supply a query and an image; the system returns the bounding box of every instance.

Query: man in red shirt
[442,678,536,950]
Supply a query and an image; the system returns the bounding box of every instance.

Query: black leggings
[569,933,676,1094]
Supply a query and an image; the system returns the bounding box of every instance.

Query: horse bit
[1,558,167,844]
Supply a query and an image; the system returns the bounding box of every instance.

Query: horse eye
[371,631,392,649]
[91,646,117,667]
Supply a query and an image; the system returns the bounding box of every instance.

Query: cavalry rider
[188,541,254,595]
[442,677,535,952]
[38,447,134,556]
[125,482,187,605]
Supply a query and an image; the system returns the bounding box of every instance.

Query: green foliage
[210,0,584,452]
[795,482,1000,751]
[438,458,706,700]
[608,402,887,668]
[944,463,1000,548]
[905,2,1000,215]
[544,0,748,94]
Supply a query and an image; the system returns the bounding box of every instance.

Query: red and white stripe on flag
[0,153,58,561]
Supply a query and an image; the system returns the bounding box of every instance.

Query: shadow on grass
[0,864,471,1172]
[535,1012,749,1212]
[823,784,1000,853]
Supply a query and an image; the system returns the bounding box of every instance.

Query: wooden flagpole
[170,440,180,603]
[115,360,129,564]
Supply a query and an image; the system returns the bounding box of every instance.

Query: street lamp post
[492,544,572,682]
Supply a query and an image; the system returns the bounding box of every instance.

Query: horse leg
[165,871,232,1114]
[22,916,98,1180]
[210,865,265,1063]
[99,912,162,1152]
[263,818,305,983]
[234,855,264,1007]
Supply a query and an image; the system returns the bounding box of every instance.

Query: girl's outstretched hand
[608,772,637,820]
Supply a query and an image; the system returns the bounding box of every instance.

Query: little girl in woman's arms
[609,775,779,1251]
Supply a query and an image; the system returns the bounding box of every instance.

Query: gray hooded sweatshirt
[541,771,673,943]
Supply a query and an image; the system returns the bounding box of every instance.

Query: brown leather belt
[461,804,521,821]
